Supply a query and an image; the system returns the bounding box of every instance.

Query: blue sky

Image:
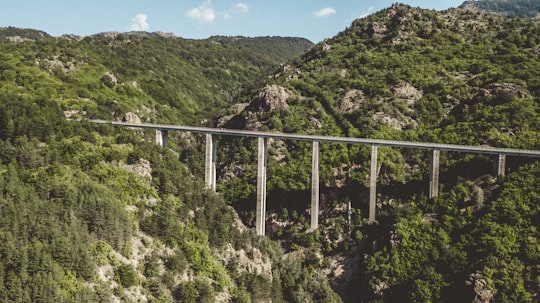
[1,1,465,43]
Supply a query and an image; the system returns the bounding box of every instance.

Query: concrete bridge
[92,120,540,236]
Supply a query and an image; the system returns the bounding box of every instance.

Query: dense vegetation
[1,1,539,302]
[0,31,340,302]
[219,3,540,302]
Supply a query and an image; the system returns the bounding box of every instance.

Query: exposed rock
[222,163,248,181]
[322,42,332,52]
[372,112,418,130]
[311,117,322,129]
[121,112,142,124]
[368,22,387,37]
[254,84,291,111]
[63,110,87,119]
[6,36,33,43]
[36,55,78,73]
[465,272,494,303]
[154,31,177,38]
[393,82,423,105]
[124,158,152,179]
[482,82,532,101]
[220,244,273,278]
[337,89,366,113]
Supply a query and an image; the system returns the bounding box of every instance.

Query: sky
[1,1,465,43]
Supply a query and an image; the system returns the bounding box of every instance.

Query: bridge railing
[89,119,540,235]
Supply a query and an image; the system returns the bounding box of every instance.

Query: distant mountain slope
[0,26,51,42]
[460,0,540,17]
[0,30,313,126]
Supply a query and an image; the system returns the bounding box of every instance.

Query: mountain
[0,31,340,303]
[460,0,540,18]
[0,4,539,303]
[220,4,540,301]
[0,30,313,127]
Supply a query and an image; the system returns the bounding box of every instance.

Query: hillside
[0,31,341,303]
[0,31,312,126]
[219,4,540,302]
[0,4,539,303]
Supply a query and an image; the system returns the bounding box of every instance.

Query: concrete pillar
[429,149,440,199]
[310,141,320,231]
[494,154,506,177]
[155,129,168,148]
[255,137,267,236]
[368,145,378,223]
[205,133,217,191]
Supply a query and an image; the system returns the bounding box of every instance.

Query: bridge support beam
[369,145,378,223]
[494,154,506,177]
[155,129,168,148]
[205,134,217,191]
[310,141,320,231]
[429,149,440,199]
[255,137,267,236]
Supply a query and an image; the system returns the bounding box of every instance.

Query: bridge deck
[91,120,540,157]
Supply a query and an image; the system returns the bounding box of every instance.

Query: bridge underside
[148,126,519,236]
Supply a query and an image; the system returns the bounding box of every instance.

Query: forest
[0,1,539,302]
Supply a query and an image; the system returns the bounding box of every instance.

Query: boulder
[121,112,142,124]
[465,272,494,303]
[254,84,290,111]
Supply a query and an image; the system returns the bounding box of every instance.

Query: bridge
[91,120,540,236]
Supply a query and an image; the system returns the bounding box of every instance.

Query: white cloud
[314,7,336,18]
[187,1,216,23]
[223,3,249,20]
[130,13,150,31]
[232,3,249,14]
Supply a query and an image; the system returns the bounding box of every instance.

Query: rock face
[337,89,365,113]
[121,112,142,124]
[393,82,423,105]
[465,272,494,303]
[372,112,418,130]
[220,243,273,278]
[254,84,290,111]
[124,158,152,179]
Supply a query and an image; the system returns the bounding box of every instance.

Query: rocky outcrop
[393,82,423,105]
[337,89,366,113]
[254,84,291,111]
[372,112,418,130]
[220,244,273,278]
[465,272,494,303]
[124,158,152,179]
[121,112,142,124]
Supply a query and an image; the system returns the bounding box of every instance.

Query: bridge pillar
[205,134,217,191]
[255,137,267,236]
[155,130,168,148]
[494,154,506,177]
[369,145,378,223]
[310,141,320,231]
[429,149,440,199]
